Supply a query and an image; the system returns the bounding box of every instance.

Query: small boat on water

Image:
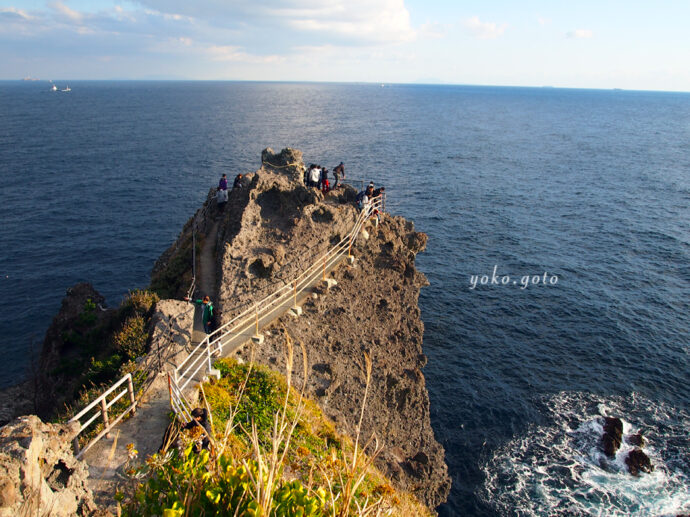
[51,84,58,91]
[62,86,71,92]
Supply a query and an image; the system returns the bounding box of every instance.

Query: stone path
[192,220,219,344]
[83,221,219,511]
[83,374,173,511]
[82,214,367,512]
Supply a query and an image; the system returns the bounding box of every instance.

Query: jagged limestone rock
[141,147,451,508]
[0,416,97,517]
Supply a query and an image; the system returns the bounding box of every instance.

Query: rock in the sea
[625,431,645,447]
[625,448,654,476]
[0,415,96,516]
[602,416,623,457]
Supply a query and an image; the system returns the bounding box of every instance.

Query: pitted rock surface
[0,416,99,517]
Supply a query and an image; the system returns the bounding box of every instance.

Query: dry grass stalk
[319,352,387,517]
[241,333,309,514]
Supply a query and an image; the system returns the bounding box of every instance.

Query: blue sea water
[1,81,688,516]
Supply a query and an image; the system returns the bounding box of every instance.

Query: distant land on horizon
[9,77,690,94]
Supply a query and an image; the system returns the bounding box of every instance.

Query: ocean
[0,81,688,516]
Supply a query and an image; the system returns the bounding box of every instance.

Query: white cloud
[205,44,283,63]
[48,1,84,22]
[464,15,506,40]
[566,29,593,39]
[288,0,414,43]
[0,7,34,20]
[537,16,550,26]
[419,21,446,40]
[135,0,416,45]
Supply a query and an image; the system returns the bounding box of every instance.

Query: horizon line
[6,78,690,95]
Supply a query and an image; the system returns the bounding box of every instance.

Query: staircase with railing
[68,191,384,457]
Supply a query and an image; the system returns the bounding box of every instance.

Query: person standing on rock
[216,187,228,214]
[332,162,344,189]
[356,189,369,211]
[371,186,385,204]
[233,173,243,189]
[185,295,214,334]
[309,165,321,189]
[218,174,228,191]
[321,168,330,193]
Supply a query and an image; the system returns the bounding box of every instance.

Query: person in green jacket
[186,295,214,333]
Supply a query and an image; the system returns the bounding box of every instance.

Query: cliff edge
[155,147,451,507]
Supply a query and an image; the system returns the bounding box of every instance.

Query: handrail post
[69,180,388,457]
[127,374,136,414]
[168,373,174,411]
[100,398,111,439]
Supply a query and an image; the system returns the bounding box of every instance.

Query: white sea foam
[481,392,690,516]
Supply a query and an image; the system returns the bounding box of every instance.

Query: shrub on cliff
[119,446,325,517]
[150,233,196,299]
[118,338,431,516]
[119,289,160,319]
[58,290,160,444]
[113,315,147,360]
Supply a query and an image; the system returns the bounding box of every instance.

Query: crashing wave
[480,391,689,516]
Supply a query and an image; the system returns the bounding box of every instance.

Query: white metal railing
[68,373,137,459]
[171,196,384,412]
[67,193,383,458]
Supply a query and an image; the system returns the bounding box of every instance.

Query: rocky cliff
[1,147,451,513]
[155,147,451,507]
[0,416,98,517]
[0,283,118,424]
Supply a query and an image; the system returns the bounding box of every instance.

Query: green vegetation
[117,338,431,516]
[114,315,147,360]
[119,448,325,517]
[150,232,197,299]
[81,289,159,387]
[58,290,160,446]
[78,297,97,325]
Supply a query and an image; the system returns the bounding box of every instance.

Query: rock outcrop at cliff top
[169,147,450,507]
[247,214,451,508]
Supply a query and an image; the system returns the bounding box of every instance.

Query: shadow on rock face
[248,255,275,279]
[257,186,318,231]
[311,206,334,223]
[602,416,623,457]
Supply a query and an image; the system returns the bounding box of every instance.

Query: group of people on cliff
[216,173,244,213]
[356,182,385,213]
[201,166,382,339]
[305,162,345,193]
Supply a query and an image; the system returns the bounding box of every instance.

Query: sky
[1,0,689,91]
